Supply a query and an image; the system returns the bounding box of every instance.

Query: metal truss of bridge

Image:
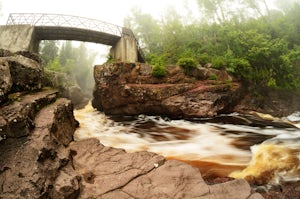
[1,13,145,63]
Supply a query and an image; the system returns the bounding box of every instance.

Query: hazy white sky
[0,0,193,25]
[0,0,276,63]
[0,0,196,63]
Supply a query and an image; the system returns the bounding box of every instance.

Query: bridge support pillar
[110,35,138,63]
[0,25,39,53]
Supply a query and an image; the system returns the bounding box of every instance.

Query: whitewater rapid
[74,102,300,184]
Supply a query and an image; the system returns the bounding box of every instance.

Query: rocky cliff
[0,51,262,198]
[92,63,243,118]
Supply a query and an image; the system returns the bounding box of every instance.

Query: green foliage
[105,55,114,63]
[208,74,218,80]
[197,53,211,66]
[40,41,97,94]
[212,56,228,70]
[152,64,167,77]
[150,55,167,77]
[126,1,300,91]
[39,41,59,65]
[47,57,62,72]
[177,57,197,75]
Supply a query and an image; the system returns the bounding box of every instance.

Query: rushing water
[74,102,300,185]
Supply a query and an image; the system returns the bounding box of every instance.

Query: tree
[39,41,59,66]
[124,7,162,56]
[59,41,74,66]
[125,0,300,91]
[72,43,97,91]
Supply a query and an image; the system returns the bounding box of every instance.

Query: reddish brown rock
[92,63,242,118]
[52,138,262,199]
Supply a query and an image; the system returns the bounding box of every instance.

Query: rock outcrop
[0,51,263,198]
[51,138,262,199]
[0,49,43,104]
[0,93,78,198]
[92,63,243,118]
[43,69,89,109]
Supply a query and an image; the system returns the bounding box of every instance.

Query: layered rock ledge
[92,63,243,118]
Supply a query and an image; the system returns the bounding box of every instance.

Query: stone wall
[0,25,38,52]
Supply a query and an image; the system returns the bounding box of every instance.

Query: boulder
[0,48,13,57]
[92,63,243,118]
[43,69,89,109]
[1,54,43,92]
[64,85,89,109]
[0,88,59,138]
[0,59,12,104]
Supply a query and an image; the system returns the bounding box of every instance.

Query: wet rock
[50,164,81,199]
[51,138,262,199]
[92,63,242,118]
[0,59,12,104]
[0,48,13,57]
[234,88,300,117]
[0,88,59,138]
[15,50,42,64]
[1,54,43,92]
[43,69,89,109]
[0,97,78,199]
[65,85,89,109]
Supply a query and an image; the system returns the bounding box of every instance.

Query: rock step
[0,97,78,199]
[0,88,59,138]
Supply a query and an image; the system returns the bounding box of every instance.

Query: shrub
[177,57,197,75]
[208,74,218,80]
[152,64,167,77]
[197,53,211,66]
[211,56,228,69]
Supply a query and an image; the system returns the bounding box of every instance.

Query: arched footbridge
[0,13,145,63]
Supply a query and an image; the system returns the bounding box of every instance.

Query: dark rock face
[234,88,300,117]
[92,63,242,118]
[0,54,43,93]
[0,59,12,103]
[43,69,89,109]
[0,89,59,138]
[0,94,78,198]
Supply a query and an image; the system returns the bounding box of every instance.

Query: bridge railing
[6,13,124,37]
[6,13,145,62]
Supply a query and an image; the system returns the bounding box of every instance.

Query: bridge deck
[35,26,120,46]
[4,13,145,62]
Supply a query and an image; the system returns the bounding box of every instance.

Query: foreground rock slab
[53,138,262,199]
[0,96,78,199]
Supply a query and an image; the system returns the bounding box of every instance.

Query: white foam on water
[74,103,300,184]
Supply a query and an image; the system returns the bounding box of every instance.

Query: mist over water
[74,102,300,184]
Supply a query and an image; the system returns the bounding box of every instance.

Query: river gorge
[1,50,299,198]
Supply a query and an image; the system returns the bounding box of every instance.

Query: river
[74,102,300,185]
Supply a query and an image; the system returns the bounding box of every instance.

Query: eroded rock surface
[92,63,242,118]
[1,54,43,92]
[0,95,78,198]
[52,138,260,199]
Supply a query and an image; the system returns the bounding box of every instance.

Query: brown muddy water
[74,102,300,186]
